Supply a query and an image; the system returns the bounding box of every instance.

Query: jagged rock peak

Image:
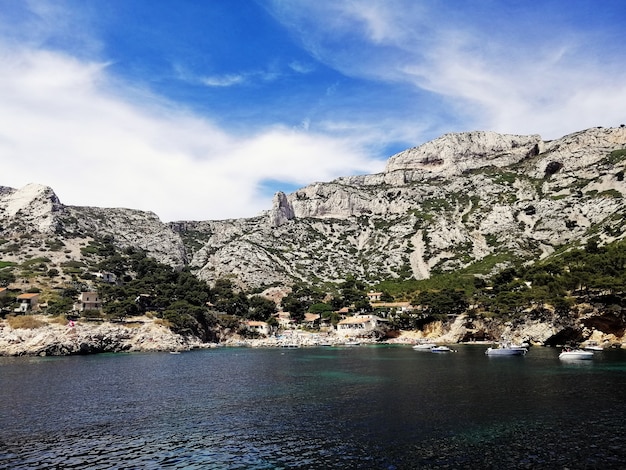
[1,183,61,215]
[385,130,543,176]
[268,191,295,227]
[0,183,62,234]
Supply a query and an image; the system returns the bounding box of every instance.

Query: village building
[366,291,382,302]
[245,320,270,336]
[303,312,321,328]
[16,293,39,313]
[337,306,351,315]
[274,312,295,329]
[336,314,388,337]
[0,287,7,298]
[74,292,102,312]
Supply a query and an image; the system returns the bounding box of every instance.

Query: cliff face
[183,126,626,288]
[0,184,186,269]
[2,126,626,290]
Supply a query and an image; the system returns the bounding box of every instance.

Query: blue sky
[1,0,625,221]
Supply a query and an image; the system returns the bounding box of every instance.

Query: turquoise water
[1,345,625,468]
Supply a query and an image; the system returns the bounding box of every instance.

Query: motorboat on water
[412,342,437,350]
[485,342,527,356]
[559,348,593,360]
[583,341,604,351]
[430,345,453,353]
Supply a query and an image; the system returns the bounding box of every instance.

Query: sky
[1,0,625,222]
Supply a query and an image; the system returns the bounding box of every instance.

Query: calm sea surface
[1,345,625,469]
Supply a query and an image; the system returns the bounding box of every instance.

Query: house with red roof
[16,293,39,313]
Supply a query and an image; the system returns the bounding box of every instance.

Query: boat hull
[485,347,527,356]
[559,350,593,360]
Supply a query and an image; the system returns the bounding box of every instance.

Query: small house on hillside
[16,293,39,313]
[303,313,321,327]
[275,312,294,329]
[74,292,102,312]
[95,271,117,284]
[245,320,270,336]
[336,314,388,337]
[367,291,382,302]
[0,287,7,298]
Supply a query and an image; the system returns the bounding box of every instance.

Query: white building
[74,292,102,312]
[336,314,388,337]
[245,320,270,336]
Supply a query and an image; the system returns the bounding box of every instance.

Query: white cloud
[0,45,384,221]
[268,0,626,139]
[201,74,246,87]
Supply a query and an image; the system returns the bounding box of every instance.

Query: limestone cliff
[184,126,626,288]
[0,185,186,269]
[2,126,626,290]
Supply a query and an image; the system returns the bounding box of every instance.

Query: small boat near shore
[485,342,527,356]
[583,341,604,351]
[412,342,437,350]
[430,345,453,353]
[559,348,593,360]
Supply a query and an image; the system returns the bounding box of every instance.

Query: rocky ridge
[0,184,186,269]
[186,126,626,288]
[2,127,626,291]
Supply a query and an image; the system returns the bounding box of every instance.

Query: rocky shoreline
[1,312,624,357]
[0,316,207,356]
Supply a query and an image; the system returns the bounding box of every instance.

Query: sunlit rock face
[186,127,626,288]
[2,127,626,290]
[0,183,62,234]
[384,131,543,176]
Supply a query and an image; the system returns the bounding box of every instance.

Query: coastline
[0,315,205,356]
[2,314,624,357]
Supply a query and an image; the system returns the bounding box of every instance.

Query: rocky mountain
[182,126,626,289]
[0,183,186,270]
[2,126,626,290]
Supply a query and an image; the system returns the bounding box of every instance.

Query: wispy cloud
[2,0,625,223]
[267,0,626,139]
[0,44,383,221]
[201,74,246,87]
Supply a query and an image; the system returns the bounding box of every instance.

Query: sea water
[1,345,625,469]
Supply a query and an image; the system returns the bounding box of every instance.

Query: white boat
[430,345,452,353]
[343,341,361,346]
[412,342,437,350]
[559,348,593,360]
[485,342,527,356]
[583,341,604,351]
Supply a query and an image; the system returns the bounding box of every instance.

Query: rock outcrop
[0,183,62,234]
[0,316,205,356]
[384,131,543,175]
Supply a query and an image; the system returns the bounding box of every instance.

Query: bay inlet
[1,345,625,469]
